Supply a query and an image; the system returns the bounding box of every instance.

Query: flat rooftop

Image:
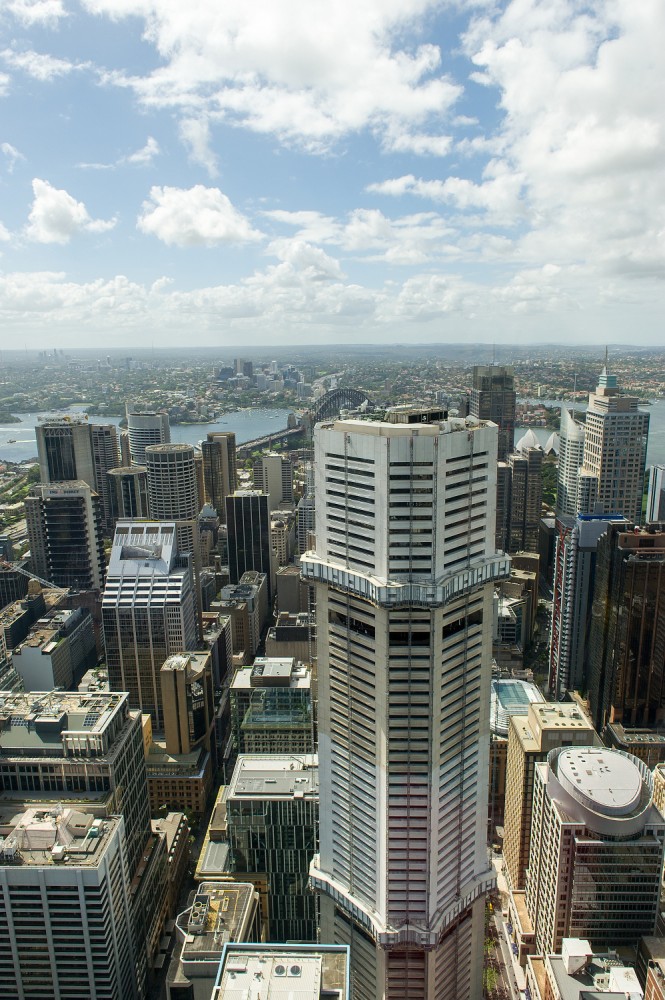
[214,945,349,1000]
[547,952,642,1000]
[176,882,256,959]
[0,806,120,868]
[228,755,318,801]
[0,690,128,753]
[557,747,643,817]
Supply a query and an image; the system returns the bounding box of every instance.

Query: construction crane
[0,560,69,595]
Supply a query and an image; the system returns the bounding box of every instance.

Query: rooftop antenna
[604,344,609,372]
[572,373,577,423]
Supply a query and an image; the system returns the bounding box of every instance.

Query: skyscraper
[470,365,516,462]
[507,445,543,553]
[226,490,274,600]
[25,480,106,590]
[108,465,149,524]
[555,407,585,519]
[102,521,198,728]
[36,417,119,532]
[576,367,649,524]
[647,465,665,523]
[127,408,170,465]
[301,407,509,1000]
[202,431,237,520]
[588,524,665,733]
[253,452,294,509]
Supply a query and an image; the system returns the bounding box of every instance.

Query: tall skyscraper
[201,431,237,520]
[301,407,509,1000]
[525,746,665,955]
[36,417,119,532]
[226,490,274,600]
[108,465,149,524]
[127,408,170,465]
[102,521,198,728]
[470,365,516,462]
[576,367,649,524]
[647,465,665,522]
[548,513,629,700]
[555,407,585,518]
[506,445,543,553]
[253,452,294,509]
[25,480,106,590]
[588,524,665,733]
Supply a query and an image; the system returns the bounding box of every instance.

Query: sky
[0,0,664,349]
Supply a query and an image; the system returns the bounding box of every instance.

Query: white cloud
[83,0,460,152]
[6,0,67,27]
[178,117,218,176]
[0,73,10,97]
[1,49,80,82]
[26,179,117,244]
[124,136,160,166]
[0,221,10,241]
[137,185,263,246]
[1,142,24,172]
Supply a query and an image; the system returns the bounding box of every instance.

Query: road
[493,913,521,1000]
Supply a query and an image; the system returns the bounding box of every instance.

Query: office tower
[271,511,294,566]
[119,427,131,466]
[230,658,314,754]
[556,408,585,518]
[226,754,319,942]
[226,490,274,599]
[548,513,629,700]
[588,524,665,733]
[0,690,151,876]
[576,367,649,524]
[25,480,106,590]
[301,407,509,1000]
[160,652,215,756]
[0,808,139,999]
[202,431,237,520]
[525,746,665,955]
[647,465,665,522]
[36,417,120,532]
[102,521,198,728]
[495,462,511,551]
[127,408,170,465]
[218,572,269,663]
[146,443,199,521]
[213,944,350,999]
[502,703,595,892]
[507,446,543,553]
[108,464,149,523]
[470,364,516,461]
[297,495,316,555]
[488,679,544,833]
[253,452,294,509]
[12,606,95,691]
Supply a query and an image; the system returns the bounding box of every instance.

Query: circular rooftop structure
[557,747,642,817]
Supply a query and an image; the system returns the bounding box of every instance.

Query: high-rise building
[507,446,543,553]
[108,465,149,523]
[226,490,274,600]
[0,807,139,999]
[226,754,319,942]
[588,524,665,733]
[36,417,120,532]
[202,431,237,522]
[555,408,585,518]
[548,513,629,700]
[127,408,170,465]
[502,703,595,892]
[102,521,198,728]
[25,480,106,590]
[0,689,151,877]
[470,365,516,462]
[301,407,509,1000]
[212,944,350,1000]
[230,657,315,754]
[253,452,294,510]
[525,746,665,955]
[647,465,665,523]
[576,367,649,524]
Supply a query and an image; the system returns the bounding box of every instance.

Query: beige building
[526,940,643,1000]
[503,703,595,892]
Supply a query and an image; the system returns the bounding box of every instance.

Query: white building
[0,807,138,999]
[126,409,170,465]
[253,452,294,510]
[301,407,509,1000]
[102,521,198,728]
[647,464,665,523]
[555,407,585,519]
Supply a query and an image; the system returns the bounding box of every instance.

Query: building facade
[469,365,516,462]
[26,480,106,590]
[127,409,170,466]
[301,408,509,1000]
[226,491,274,600]
[202,431,237,521]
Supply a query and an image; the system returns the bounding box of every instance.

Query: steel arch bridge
[311,388,373,422]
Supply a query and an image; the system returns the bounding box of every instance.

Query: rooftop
[0,806,120,868]
[228,755,318,801]
[175,882,257,961]
[557,747,642,817]
[490,679,543,737]
[0,690,129,754]
[213,944,349,1000]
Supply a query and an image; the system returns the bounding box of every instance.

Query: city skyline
[0,1,664,348]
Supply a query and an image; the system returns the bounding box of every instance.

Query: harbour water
[1,399,665,467]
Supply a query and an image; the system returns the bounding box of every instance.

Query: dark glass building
[226,490,273,600]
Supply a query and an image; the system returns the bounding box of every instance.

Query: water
[0,407,294,464]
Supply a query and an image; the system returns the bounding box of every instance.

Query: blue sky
[0,0,664,348]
